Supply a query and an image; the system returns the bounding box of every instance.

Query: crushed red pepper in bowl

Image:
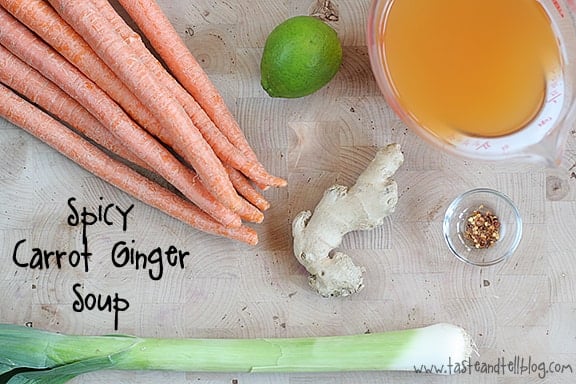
[443,188,522,267]
[464,205,500,249]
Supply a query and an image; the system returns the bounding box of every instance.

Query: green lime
[260,15,343,98]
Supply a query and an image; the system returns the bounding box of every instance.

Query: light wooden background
[1,0,576,383]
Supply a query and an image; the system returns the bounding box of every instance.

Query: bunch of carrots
[0,0,287,245]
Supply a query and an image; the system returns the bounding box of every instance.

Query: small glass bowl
[443,188,522,266]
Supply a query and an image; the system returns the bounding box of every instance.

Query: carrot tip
[276,178,288,188]
[243,211,264,224]
[260,177,287,189]
[236,227,259,246]
[258,201,271,211]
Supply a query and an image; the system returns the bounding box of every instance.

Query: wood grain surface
[1,0,576,383]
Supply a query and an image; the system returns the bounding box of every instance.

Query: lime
[260,16,343,98]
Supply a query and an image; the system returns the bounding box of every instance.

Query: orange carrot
[87,0,270,221]
[0,7,242,228]
[1,0,263,223]
[0,0,169,146]
[115,0,284,185]
[0,82,258,245]
[226,166,271,212]
[0,43,148,170]
[47,0,250,216]
[0,0,263,222]
[91,0,286,190]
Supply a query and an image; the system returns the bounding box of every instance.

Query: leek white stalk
[0,323,476,383]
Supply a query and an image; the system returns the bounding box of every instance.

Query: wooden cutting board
[1,0,576,382]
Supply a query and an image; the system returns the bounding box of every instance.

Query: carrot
[0,82,258,245]
[0,7,242,228]
[47,0,251,217]
[0,0,168,146]
[91,0,286,190]
[88,0,271,220]
[1,0,263,223]
[0,43,148,170]
[115,0,285,186]
[226,166,271,212]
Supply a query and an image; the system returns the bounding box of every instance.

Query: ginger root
[291,143,404,297]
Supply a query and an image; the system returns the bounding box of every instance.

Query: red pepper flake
[463,205,500,249]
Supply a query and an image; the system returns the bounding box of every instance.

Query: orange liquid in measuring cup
[382,0,562,137]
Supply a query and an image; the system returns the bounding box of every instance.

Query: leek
[0,323,476,383]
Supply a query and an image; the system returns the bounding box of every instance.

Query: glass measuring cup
[367,0,576,166]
